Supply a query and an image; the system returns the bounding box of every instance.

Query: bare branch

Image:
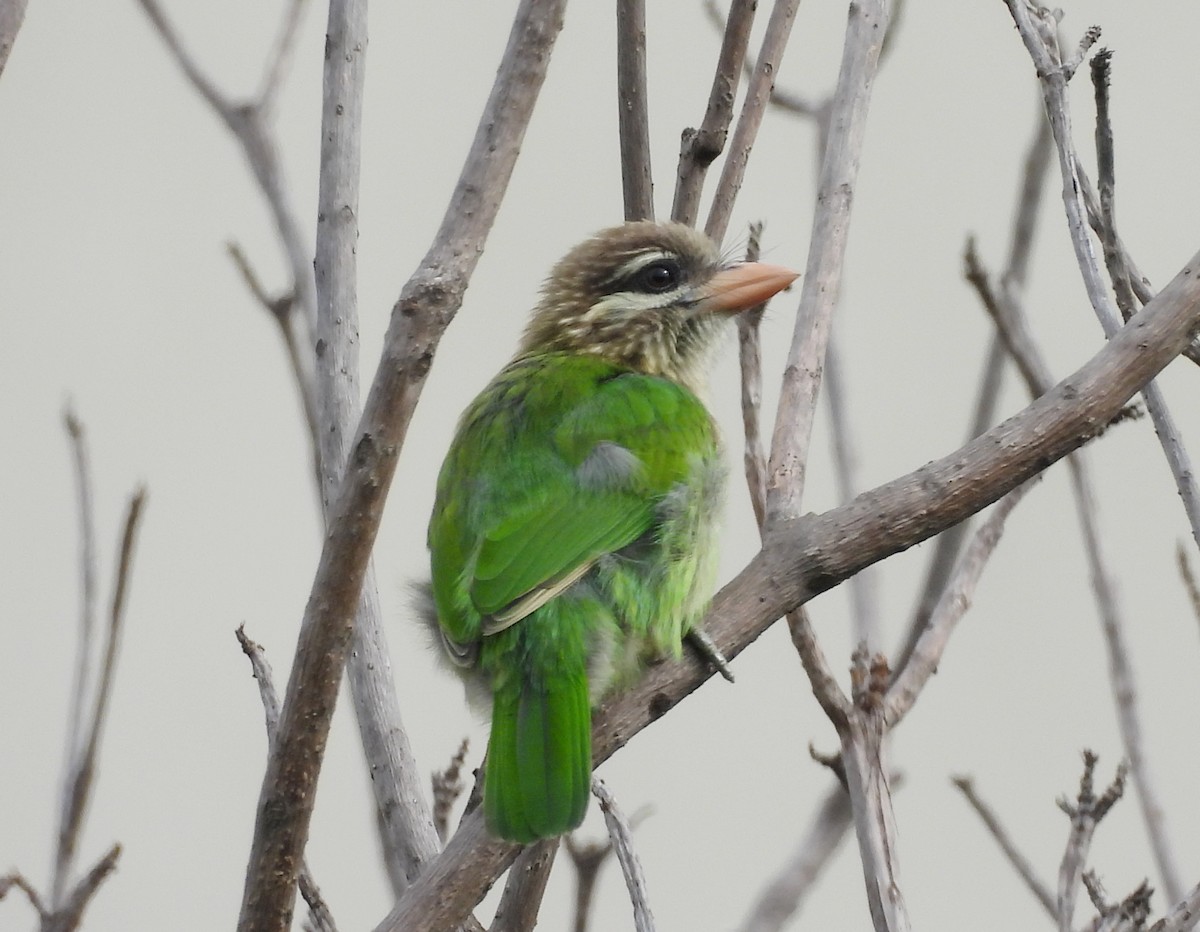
[704,0,801,242]
[226,241,322,492]
[951,776,1056,917]
[235,626,340,932]
[616,0,653,221]
[825,338,881,647]
[137,0,318,347]
[736,222,768,529]
[1177,545,1200,634]
[841,651,910,932]
[433,739,470,845]
[489,840,559,932]
[239,3,566,928]
[53,487,145,914]
[257,0,310,113]
[787,607,851,728]
[764,0,892,524]
[0,870,47,920]
[1150,882,1200,932]
[1004,0,1200,557]
[45,843,122,932]
[672,0,757,226]
[593,779,655,932]
[735,782,853,932]
[53,408,100,906]
[1089,49,1137,322]
[565,833,613,932]
[1057,753,1127,931]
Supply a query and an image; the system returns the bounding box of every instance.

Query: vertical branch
[704,0,801,243]
[311,0,442,898]
[489,840,559,932]
[616,0,654,220]
[238,2,566,928]
[764,0,892,524]
[671,0,757,226]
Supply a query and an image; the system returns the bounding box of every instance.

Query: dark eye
[636,260,680,293]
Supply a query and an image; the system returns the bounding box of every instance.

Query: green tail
[485,670,591,843]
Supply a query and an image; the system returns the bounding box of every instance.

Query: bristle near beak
[693,262,799,315]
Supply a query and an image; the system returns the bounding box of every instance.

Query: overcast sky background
[4,1,1200,930]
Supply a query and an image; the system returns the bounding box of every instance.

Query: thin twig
[239,2,566,928]
[47,843,123,932]
[704,0,801,243]
[1176,545,1200,635]
[53,488,145,916]
[489,840,559,932]
[764,0,892,524]
[432,739,470,845]
[0,870,48,920]
[565,833,612,932]
[1004,1,1200,561]
[226,241,322,492]
[1056,753,1127,932]
[54,408,100,907]
[235,627,340,932]
[1089,49,1137,322]
[593,779,655,932]
[736,222,768,529]
[1149,881,1200,932]
[951,776,1056,917]
[672,0,757,226]
[257,0,310,113]
[824,338,881,648]
[616,0,653,221]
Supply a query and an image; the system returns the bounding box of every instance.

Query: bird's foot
[687,627,734,683]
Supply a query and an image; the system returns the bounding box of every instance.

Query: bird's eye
[635,260,680,294]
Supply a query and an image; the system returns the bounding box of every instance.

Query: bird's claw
[687,627,734,683]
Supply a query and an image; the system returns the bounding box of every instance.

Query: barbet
[426,221,797,842]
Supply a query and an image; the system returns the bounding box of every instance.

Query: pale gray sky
[4,2,1200,930]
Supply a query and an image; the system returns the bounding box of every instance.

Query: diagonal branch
[236,2,567,928]
[671,0,757,226]
[704,0,801,242]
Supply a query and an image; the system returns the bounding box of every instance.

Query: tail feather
[485,672,591,842]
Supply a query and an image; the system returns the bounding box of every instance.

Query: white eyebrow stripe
[611,250,677,282]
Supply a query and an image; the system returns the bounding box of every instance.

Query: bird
[423,220,797,843]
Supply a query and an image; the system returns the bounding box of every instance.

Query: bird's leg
[686,627,735,683]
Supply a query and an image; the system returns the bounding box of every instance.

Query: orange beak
[694,262,798,315]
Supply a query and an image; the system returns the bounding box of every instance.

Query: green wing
[428,353,715,648]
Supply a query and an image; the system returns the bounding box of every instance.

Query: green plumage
[425,221,794,843]
[428,353,722,841]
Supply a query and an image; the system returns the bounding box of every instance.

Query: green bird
[425,221,796,843]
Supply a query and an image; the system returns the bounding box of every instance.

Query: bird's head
[517,221,798,392]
